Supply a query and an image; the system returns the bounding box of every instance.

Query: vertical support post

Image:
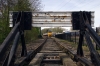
[75,32,76,44]
[64,33,66,40]
[77,12,84,57]
[67,33,68,40]
[19,12,27,56]
[70,33,71,42]
[68,33,69,41]
[96,27,99,50]
[38,27,42,38]
[83,37,84,46]
[66,33,68,40]
[77,31,84,56]
[40,27,41,35]
[21,31,27,56]
[68,33,70,41]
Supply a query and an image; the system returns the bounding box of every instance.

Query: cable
[68,0,94,10]
[53,1,66,10]
[79,0,97,10]
[57,0,72,10]
[68,0,88,10]
[88,3,100,10]
[57,0,87,11]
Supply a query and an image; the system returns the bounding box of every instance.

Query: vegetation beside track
[0,0,42,44]
[54,38,91,60]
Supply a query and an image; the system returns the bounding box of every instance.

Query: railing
[55,32,79,44]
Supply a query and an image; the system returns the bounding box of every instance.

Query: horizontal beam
[9,11,94,27]
[9,23,94,27]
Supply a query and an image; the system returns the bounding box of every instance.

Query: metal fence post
[75,32,76,44]
[70,33,71,42]
[96,27,100,50]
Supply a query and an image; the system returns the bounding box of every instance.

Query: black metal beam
[85,31,100,65]
[0,22,20,61]
[77,31,84,56]
[86,24,100,48]
[7,32,20,66]
[77,11,84,57]
[21,32,27,56]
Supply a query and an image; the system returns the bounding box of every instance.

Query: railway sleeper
[28,53,77,66]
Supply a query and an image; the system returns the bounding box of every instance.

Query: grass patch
[58,39,78,49]
[82,46,89,51]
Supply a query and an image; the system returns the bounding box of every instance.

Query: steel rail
[15,37,48,66]
[54,38,93,66]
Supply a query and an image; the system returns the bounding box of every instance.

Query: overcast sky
[41,0,100,30]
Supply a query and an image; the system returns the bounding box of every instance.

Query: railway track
[0,37,94,66]
[28,38,77,66]
[40,38,63,66]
